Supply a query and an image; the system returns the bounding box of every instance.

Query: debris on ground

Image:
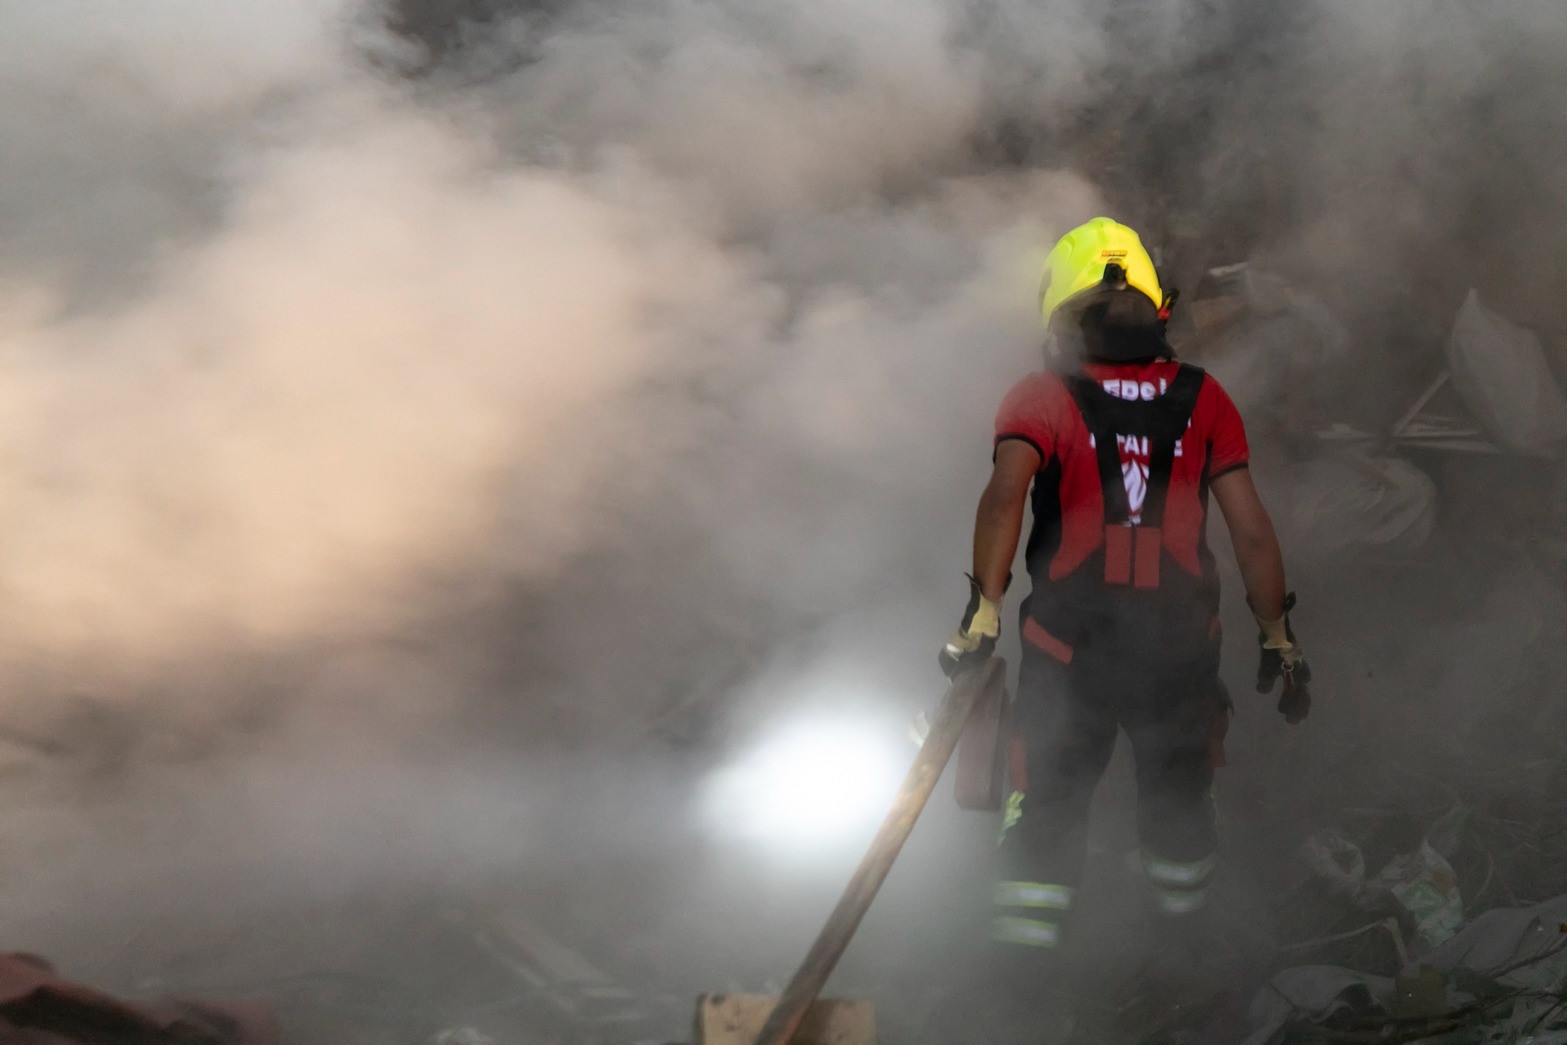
[0,952,276,1044]
[1446,289,1567,456]
[1305,808,1469,950]
[1245,896,1567,1044]
[1271,447,1438,557]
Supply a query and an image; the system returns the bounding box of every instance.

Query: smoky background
[1,0,1565,1040]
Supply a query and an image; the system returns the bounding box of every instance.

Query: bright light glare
[704,718,908,851]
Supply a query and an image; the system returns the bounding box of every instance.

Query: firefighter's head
[1040,217,1174,363]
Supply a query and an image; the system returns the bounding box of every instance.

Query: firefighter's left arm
[1213,466,1311,722]
[973,438,1041,601]
[1211,467,1286,620]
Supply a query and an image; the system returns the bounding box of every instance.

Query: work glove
[940,575,1002,679]
[1255,592,1312,724]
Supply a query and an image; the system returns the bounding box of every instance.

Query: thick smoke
[0,0,1094,1006]
[3,0,1567,1038]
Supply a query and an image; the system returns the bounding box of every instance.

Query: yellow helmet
[1039,217,1164,326]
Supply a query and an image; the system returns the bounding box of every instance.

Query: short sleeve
[1203,378,1250,478]
[994,372,1060,461]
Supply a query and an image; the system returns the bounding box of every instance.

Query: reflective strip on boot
[1141,851,1217,888]
[990,915,1061,948]
[992,881,1074,911]
[1151,883,1211,915]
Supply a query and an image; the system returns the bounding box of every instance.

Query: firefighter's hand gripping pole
[752,657,1005,1045]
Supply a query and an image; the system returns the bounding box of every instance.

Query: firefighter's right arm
[939,439,1039,678]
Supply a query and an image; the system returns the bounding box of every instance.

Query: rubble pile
[0,953,276,1045]
[1158,695,1567,1043]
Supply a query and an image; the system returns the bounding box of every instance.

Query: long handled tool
[694,657,1006,1045]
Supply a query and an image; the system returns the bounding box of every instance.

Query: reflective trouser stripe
[992,881,1074,910]
[1151,885,1210,915]
[1143,851,1216,916]
[990,915,1061,948]
[1142,852,1217,887]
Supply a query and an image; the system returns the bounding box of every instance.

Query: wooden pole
[752,657,1003,1045]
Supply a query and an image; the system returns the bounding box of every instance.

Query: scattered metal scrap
[446,904,674,1044]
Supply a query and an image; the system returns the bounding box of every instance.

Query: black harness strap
[1063,365,1206,590]
[1081,397,1135,526]
[1138,367,1204,529]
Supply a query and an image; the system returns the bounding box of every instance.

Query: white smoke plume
[0,0,1094,676]
[0,0,1105,1004]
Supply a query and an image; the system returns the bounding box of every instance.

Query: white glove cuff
[1256,612,1291,650]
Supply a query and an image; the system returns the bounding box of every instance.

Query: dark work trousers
[988,635,1227,970]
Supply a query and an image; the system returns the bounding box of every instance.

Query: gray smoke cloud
[0,0,1101,1019]
[3,0,1567,1038]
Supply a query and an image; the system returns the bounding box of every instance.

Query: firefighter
[940,218,1310,1013]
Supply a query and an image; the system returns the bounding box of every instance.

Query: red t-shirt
[995,361,1249,581]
